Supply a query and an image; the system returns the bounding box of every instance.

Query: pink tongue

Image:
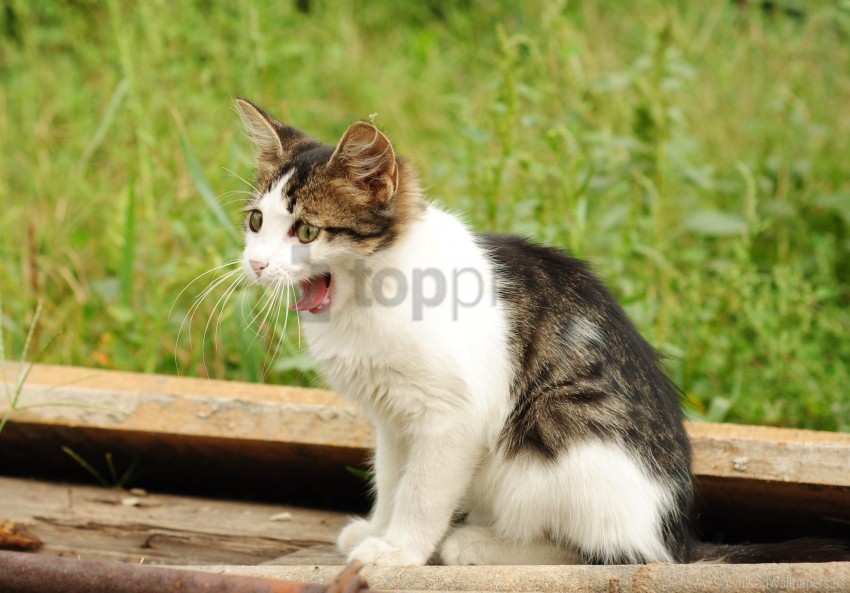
[292,274,330,312]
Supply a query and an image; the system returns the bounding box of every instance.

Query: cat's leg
[440,524,581,565]
[338,423,404,553]
[348,414,484,566]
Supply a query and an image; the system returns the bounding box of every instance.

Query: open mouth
[291,272,332,314]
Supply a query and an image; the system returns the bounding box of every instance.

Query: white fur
[440,524,582,565]
[241,169,299,282]
[299,206,513,565]
[461,440,675,564]
[243,190,675,566]
[566,316,602,348]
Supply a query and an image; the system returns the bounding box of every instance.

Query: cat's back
[478,233,689,452]
[475,234,693,562]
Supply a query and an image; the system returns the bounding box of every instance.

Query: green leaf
[683,210,748,236]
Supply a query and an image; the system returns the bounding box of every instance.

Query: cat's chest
[302,314,428,409]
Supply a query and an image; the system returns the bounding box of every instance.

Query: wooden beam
[0,363,372,448]
[688,422,850,486]
[1,363,849,533]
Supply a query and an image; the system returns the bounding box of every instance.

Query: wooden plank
[1,363,849,532]
[0,363,374,508]
[0,476,346,566]
[0,363,371,448]
[687,422,850,539]
[1,476,847,588]
[688,422,850,485]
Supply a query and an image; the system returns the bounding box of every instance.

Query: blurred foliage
[0,0,848,430]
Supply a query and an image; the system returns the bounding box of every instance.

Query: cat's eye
[297,223,320,243]
[248,210,263,232]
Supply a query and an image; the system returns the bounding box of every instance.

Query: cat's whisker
[170,260,241,320]
[263,281,287,380]
[238,283,255,331]
[185,273,242,334]
[221,197,253,208]
[186,269,243,341]
[174,267,242,373]
[245,283,279,335]
[250,281,282,371]
[219,190,256,208]
[246,281,275,321]
[219,189,255,199]
[291,281,303,350]
[222,167,259,194]
[213,273,245,351]
[280,285,291,350]
[185,270,241,355]
[257,280,282,343]
[201,274,244,373]
[282,279,293,340]
[192,268,241,306]
[199,272,244,373]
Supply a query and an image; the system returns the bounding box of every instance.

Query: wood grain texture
[1,363,849,532]
[0,476,346,565]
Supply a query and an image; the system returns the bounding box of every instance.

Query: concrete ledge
[190,562,850,593]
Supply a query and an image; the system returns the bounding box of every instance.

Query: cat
[233,99,846,566]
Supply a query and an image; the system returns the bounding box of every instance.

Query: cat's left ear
[234,98,305,167]
[329,122,399,204]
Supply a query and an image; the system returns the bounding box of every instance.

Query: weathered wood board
[0,476,847,592]
[1,363,849,537]
[0,475,346,565]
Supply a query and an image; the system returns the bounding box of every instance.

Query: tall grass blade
[14,300,42,400]
[77,78,131,172]
[0,292,7,405]
[120,178,137,306]
[61,446,110,488]
[178,127,240,246]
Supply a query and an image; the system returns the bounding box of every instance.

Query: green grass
[0,1,848,431]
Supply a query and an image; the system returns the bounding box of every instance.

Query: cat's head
[235,99,424,313]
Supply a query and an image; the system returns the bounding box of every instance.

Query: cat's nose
[249,259,268,277]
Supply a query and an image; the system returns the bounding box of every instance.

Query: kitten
[235,98,690,565]
[234,100,849,566]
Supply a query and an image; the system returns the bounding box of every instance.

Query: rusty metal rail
[0,551,369,593]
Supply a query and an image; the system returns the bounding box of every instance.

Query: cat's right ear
[235,99,302,165]
[328,122,399,205]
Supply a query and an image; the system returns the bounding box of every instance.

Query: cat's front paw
[349,537,426,566]
[337,518,378,554]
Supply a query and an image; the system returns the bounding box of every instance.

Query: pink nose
[249,260,268,276]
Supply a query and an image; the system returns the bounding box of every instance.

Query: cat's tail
[689,538,850,563]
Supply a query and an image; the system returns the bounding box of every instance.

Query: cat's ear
[329,122,399,203]
[234,98,303,165]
